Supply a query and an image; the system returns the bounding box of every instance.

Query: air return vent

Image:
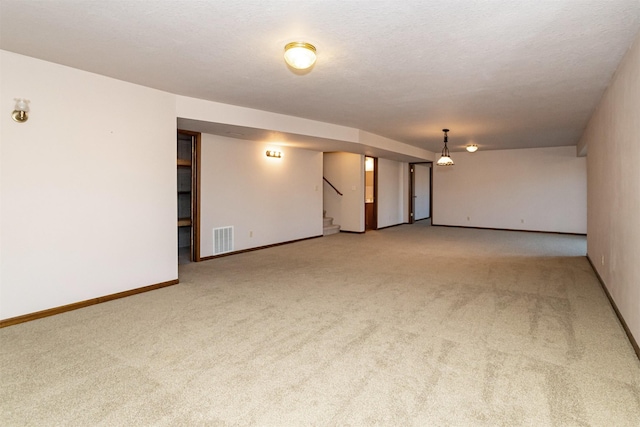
[213,226,234,255]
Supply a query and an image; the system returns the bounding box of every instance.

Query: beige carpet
[1,224,639,426]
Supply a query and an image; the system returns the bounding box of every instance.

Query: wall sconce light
[466,144,478,153]
[284,42,317,70]
[12,98,30,123]
[266,150,282,158]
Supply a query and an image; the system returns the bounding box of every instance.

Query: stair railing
[323,176,343,196]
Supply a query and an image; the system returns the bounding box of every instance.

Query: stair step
[323,217,333,227]
[323,224,340,236]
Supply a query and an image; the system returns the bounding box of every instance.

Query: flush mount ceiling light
[466,144,478,153]
[436,129,454,166]
[284,42,317,70]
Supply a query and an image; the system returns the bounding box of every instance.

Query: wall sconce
[12,98,30,123]
[266,150,282,158]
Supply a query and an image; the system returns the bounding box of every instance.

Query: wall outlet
[467,216,470,221]
[601,255,605,266]
[249,231,253,238]
[521,219,525,224]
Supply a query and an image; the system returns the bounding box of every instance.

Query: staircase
[323,211,340,236]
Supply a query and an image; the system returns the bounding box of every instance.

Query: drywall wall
[199,135,322,255]
[433,146,586,233]
[377,158,406,228]
[414,163,431,220]
[323,153,364,232]
[0,50,177,320]
[579,31,640,344]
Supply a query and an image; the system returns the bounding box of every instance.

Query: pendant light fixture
[437,129,454,166]
[284,42,317,70]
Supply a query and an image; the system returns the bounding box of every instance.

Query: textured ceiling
[1,0,639,153]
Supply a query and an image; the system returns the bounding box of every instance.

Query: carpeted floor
[1,224,639,426]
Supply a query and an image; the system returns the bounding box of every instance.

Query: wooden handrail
[323,177,343,196]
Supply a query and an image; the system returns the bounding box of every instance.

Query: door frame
[365,156,378,231]
[409,162,432,224]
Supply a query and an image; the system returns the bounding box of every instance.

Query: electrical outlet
[601,255,605,266]
[249,231,253,238]
[467,216,470,221]
[521,219,525,224]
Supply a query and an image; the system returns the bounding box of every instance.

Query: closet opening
[177,130,201,264]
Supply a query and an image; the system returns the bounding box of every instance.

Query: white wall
[323,153,364,232]
[377,158,406,228]
[0,51,177,320]
[433,146,586,233]
[200,135,322,255]
[414,163,431,220]
[579,31,640,344]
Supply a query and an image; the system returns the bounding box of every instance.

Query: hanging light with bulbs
[436,129,454,166]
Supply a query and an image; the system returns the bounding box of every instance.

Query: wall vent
[213,226,234,255]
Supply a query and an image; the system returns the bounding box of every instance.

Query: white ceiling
[1,0,639,153]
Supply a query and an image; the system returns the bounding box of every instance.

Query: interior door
[414,163,431,221]
[409,162,432,223]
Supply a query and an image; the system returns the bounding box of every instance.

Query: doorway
[365,156,378,230]
[177,130,201,264]
[409,162,432,224]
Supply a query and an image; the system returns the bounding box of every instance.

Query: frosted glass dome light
[284,42,317,70]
